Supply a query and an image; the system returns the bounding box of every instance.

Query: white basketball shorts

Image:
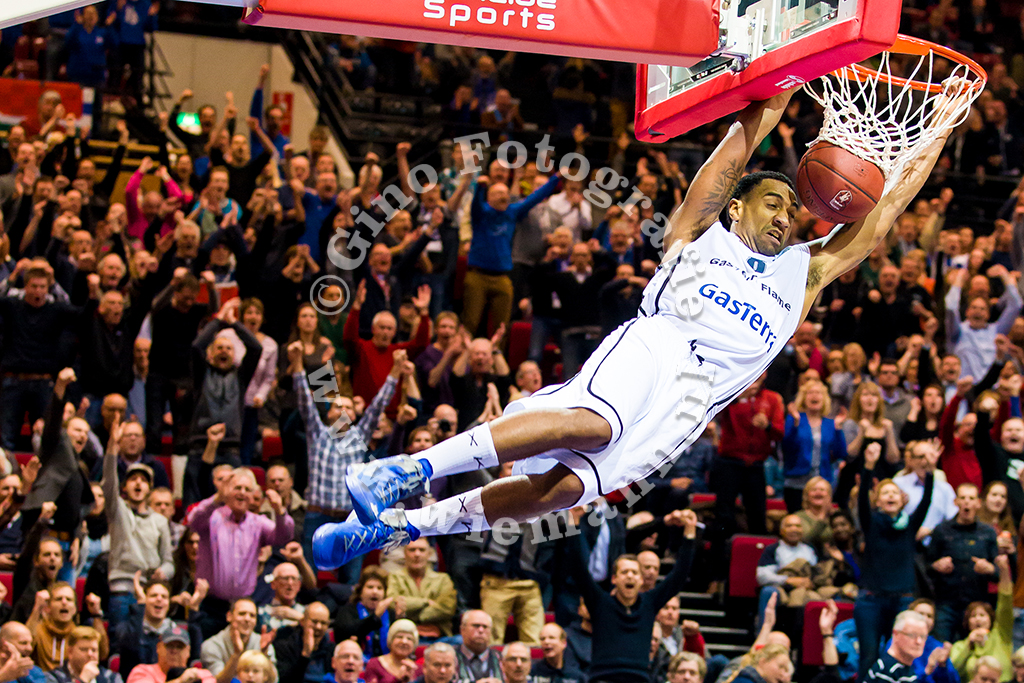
[506,314,715,505]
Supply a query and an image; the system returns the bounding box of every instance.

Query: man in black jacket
[927,482,999,642]
[274,603,334,683]
[0,264,80,450]
[182,301,263,506]
[78,284,152,424]
[549,243,614,379]
[145,269,218,454]
[973,394,1024,524]
[19,369,94,582]
[568,508,697,683]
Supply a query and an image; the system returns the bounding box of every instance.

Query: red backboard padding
[635,0,902,140]
[243,0,720,68]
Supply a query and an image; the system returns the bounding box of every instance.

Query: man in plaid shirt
[290,340,412,583]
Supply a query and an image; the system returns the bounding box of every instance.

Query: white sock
[417,423,499,479]
[404,488,490,536]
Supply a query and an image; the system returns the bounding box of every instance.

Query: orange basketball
[796,143,885,224]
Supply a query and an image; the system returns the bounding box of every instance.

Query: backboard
[634,0,902,142]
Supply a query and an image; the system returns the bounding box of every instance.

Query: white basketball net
[803,46,984,192]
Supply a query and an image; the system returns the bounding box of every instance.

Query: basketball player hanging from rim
[311,80,976,569]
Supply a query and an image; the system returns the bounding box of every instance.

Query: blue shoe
[346,455,428,525]
[312,508,420,570]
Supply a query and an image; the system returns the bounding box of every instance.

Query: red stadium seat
[216,284,239,303]
[250,466,265,489]
[690,493,716,507]
[0,573,12,606]
[508,321,531,371]
[13,36,39,79]
[415,646,426,659]
[766,499,788,512]
[363,549,381,568]
[317,570,336,587]
[263,435,283,460]
[161,435,173,456]
[155,456,173,484]
[545,613,555,623]
[531,648,545,660]
[76,577,86,606]
[802,601,854,665]
[14,452,33,468]
[728,535,775,598]
[109,655,120,673]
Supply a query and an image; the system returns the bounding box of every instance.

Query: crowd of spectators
[3,3,1024,683]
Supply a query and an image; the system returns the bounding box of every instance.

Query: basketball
[796,143,886,224]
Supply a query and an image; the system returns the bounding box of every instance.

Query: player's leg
[347,407,609,524]
[313,465,585,569]
[403,463,586,533]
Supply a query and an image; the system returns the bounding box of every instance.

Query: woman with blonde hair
[236,651,276,683]
[363,619,421,683]
[728,644,792,683]
[1010,645,1024,682]
[793,478,835,549]
[835,382,900,508]
[782,379,846,514]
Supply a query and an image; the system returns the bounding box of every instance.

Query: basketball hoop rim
[839,34,987,94]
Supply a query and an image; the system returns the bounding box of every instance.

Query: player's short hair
[730,171,797,206]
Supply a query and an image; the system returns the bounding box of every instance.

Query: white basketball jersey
[639,222,811,418]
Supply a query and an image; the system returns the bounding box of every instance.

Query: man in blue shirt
[298,172,339,263]
[106,0,157,101]
[867,610,940,683]
[463,171,561,337]
[65,6,109,88]
[249,64,290,159]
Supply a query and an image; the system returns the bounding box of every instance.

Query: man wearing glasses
[258,563,306,631]
[867,611,933,683]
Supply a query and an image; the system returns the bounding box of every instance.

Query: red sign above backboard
[244,0,722,68]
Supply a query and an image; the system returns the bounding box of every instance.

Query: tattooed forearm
[696,159,743,228]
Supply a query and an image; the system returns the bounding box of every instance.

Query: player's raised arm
[661,88,798,257]
[802,90,968,314]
